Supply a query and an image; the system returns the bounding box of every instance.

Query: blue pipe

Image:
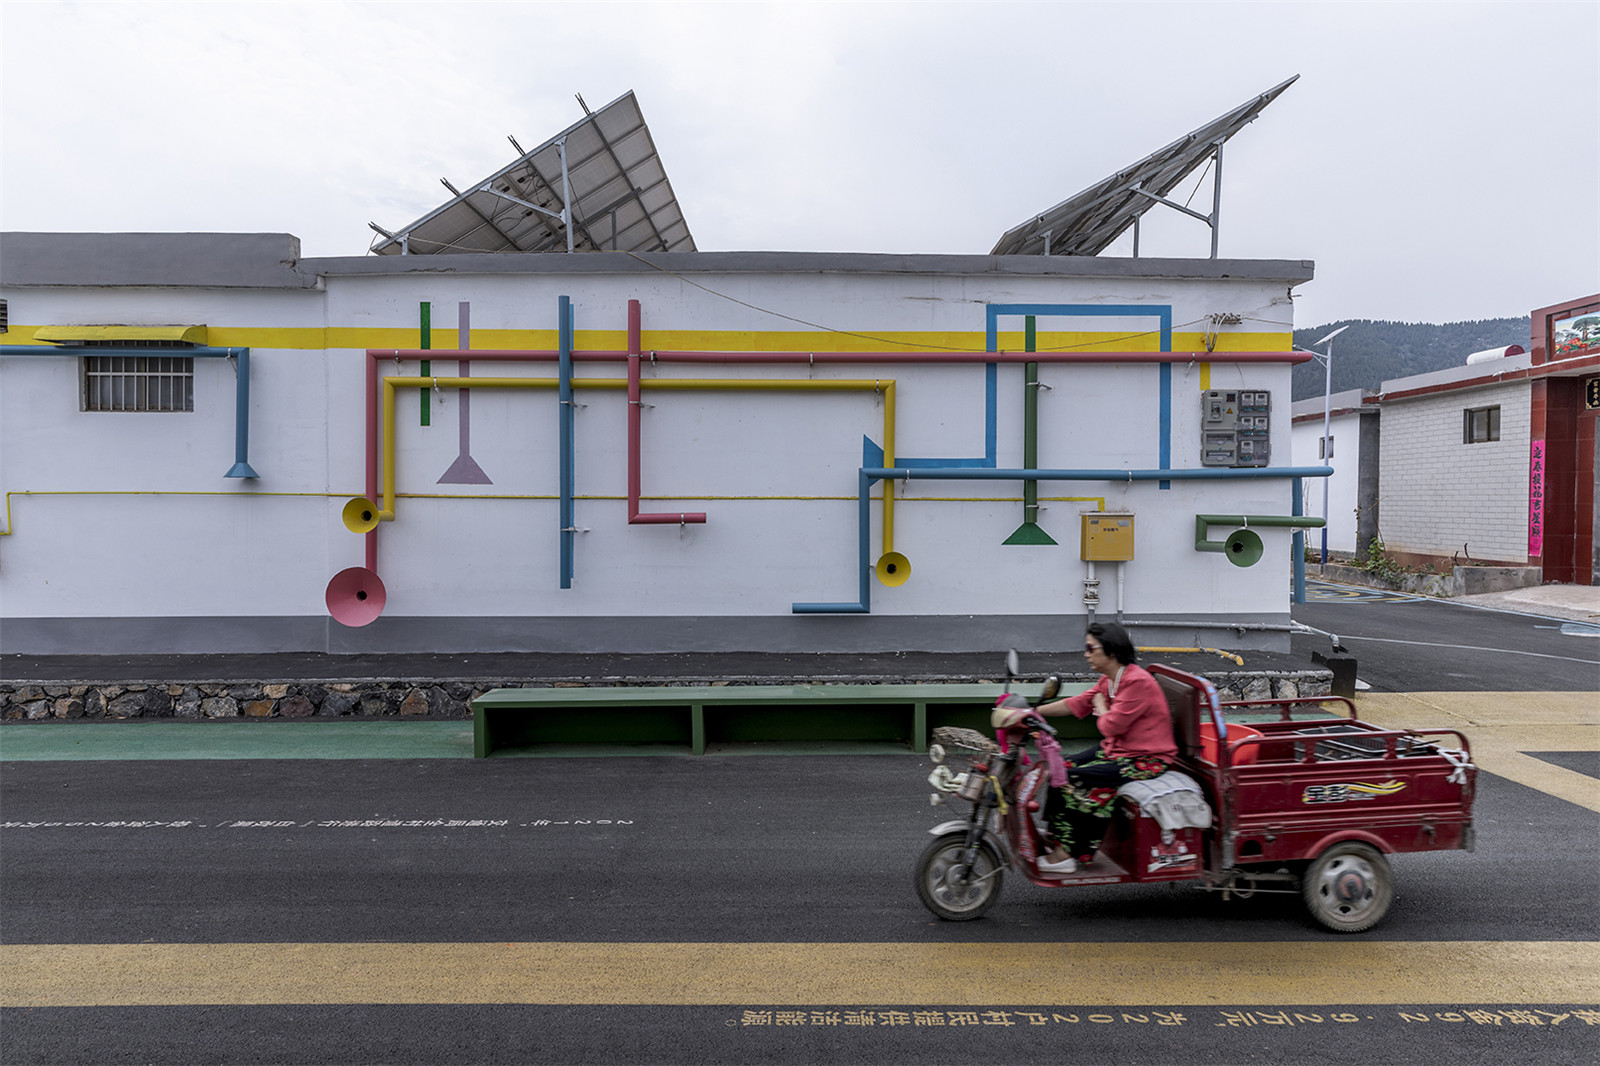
[1292,476,1307,604]
[792,469,873,613]
[793,464,1335,614]
[0,344,256,478]
[867,465,1334,484]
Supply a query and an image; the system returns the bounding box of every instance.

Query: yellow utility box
[1081,513,1135,561]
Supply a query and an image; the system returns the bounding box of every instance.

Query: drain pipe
[1122,619,1301,633]
[0,345,257,478]
[1083,561,1099,625]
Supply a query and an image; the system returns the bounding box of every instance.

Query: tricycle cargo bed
[1148,665,1476,868]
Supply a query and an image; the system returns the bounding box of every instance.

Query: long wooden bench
[469,681,1091,757]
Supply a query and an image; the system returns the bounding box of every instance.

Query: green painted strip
[0,721,475,761]
[471,682,1072,709]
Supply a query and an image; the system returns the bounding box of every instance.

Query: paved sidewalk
[1450,583,1600,624]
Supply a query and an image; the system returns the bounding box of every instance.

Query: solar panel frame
[370,91,696,256]
[990,76,1299,257]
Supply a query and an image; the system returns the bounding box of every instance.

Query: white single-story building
[1290,292,1600,585]
[0,232,1327,655]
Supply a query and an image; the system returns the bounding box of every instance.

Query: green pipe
[1195,513,1325,553]
[1023,317,1038,523]
[1003,316,1057,545]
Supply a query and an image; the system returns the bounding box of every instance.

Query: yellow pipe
[377,376,898,550]
[1142,646,1246,666]
[2,484,1048,538]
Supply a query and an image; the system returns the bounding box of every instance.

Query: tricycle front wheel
[1302,841,1393,933]
[915,833,1004,921]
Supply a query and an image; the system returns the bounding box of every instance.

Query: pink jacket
[1063,662,1177,760]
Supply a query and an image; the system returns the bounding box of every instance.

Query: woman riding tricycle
[915,624,1476,932]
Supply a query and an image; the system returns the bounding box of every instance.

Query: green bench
[469,681,1092,757]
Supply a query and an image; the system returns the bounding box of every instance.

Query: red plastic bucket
[1198,721,1263,765]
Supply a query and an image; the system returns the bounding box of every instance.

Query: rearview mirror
[1005,649,1020,678]
[1039,675,1061,703]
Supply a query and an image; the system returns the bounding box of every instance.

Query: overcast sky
[2,1,1594,327]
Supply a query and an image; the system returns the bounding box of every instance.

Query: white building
[0,232,1325,655]
[1291,388,1377,559]
[1289,296,1600,588]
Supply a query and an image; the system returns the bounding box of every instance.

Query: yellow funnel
[876,551,912,586]
[342,496,381,534]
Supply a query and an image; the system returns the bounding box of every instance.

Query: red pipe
[626,302,706,525]
[364,355,378,571]
[373,349,1313,365]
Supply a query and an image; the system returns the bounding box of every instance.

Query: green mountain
[1290,317,1531,401]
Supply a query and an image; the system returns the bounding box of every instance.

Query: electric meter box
[1201,388,1272,467]
[1081,513,1135,561]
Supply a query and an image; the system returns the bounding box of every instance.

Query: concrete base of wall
[0,611,1297,656]
[1455,565,1544,595]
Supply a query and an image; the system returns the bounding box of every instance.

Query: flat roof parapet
[1,233,1313,288]
[0,232,315,289]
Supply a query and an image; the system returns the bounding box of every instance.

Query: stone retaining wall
[1317,562,1541,597]
[1,670,1332,722]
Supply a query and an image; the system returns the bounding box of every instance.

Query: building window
[0,298,8,332]
[1463,405,1499,444]
[83,351,195,412]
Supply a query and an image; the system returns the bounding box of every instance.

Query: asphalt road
[2,589,1597,1065]
[3,753,1597,1063]
[1291,584,1599,692]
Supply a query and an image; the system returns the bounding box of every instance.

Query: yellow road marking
[1354,692,1600,813]
[2,942,1595,1007]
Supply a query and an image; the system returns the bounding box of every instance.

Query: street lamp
[1311,325,1350,566]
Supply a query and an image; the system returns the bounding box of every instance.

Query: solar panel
[369,91,695,256]
[990,76,1298,257]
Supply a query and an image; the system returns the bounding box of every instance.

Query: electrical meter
[1201,389,1271,468]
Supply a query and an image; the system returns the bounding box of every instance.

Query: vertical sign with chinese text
[1528,440,1546,558]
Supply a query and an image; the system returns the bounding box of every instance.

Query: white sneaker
[1038,855,1078,875]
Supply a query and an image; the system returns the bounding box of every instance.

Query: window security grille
[84,353,195,412]
[0,299,8,332]
[1462,405,1499,444]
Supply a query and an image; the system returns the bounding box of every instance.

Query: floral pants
[1042,744,1170,862]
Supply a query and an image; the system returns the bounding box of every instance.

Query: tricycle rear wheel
[915,833,1004,921]
[1302,841,1393,933]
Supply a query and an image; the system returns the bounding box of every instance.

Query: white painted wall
[1291,390,1366,554]
[0,253,1311,651]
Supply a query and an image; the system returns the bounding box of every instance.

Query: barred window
[83,348,195,412]
[1462,405,1499,444]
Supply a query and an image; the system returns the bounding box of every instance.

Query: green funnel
[1224,528,1264,567]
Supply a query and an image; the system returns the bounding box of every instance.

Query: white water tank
[1465,344,1526,364]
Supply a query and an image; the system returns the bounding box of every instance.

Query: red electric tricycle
[914,652,1476,932]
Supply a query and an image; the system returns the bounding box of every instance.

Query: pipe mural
[328,297,1320,625]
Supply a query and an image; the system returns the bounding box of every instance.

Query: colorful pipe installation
[797,466,1337,615]
[339,296,1317,622]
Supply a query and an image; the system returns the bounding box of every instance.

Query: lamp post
[1311,325,1349,566]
